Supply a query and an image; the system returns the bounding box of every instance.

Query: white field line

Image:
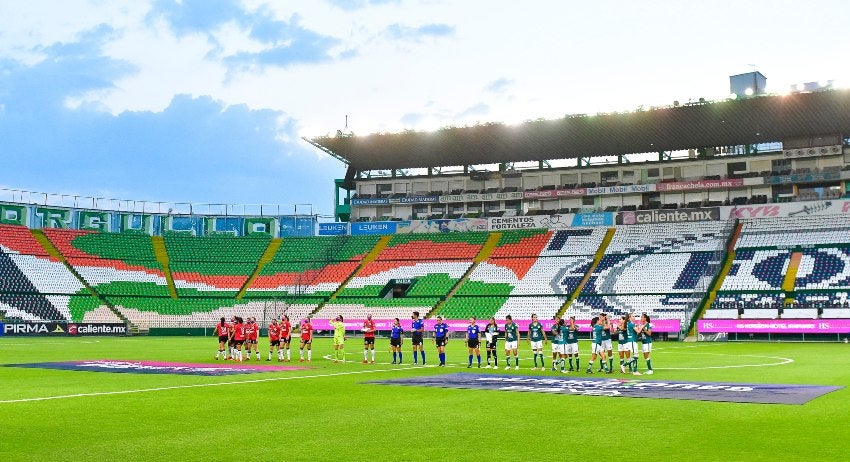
[0,366,415,405]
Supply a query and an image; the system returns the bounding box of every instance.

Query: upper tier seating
[0,225,51,256]
[605,222,727,254]
[736,215,850,248]
[582,251,718,295]
[375,233,488,260]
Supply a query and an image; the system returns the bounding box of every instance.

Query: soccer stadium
[2,72,849,460]
[2,4,850,459]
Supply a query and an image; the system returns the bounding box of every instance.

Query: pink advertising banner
[698,319,850,334]
[654,178,744,192]
[310,318,681,333]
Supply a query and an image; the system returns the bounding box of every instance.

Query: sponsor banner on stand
[2,360,306,376]
[654,178,744,192]
[1,322,128,336]
[572,212,614,227]
[350,197,390,206]
[396,218,488,234]
[618,207,720,225]
[310,318,680,333]
[388,195,439,204]
[721,199,850,219]
[487,214,577,231]
[66,323,127,336]
[586,184,655,195]
[488,216,546,230]
[2,322,67,336]
[698,319,850,334]
[350,221,397,235]
[366,374,842,404]
[318,222,349,235]
[440,192,524,203]
[765,171,842,184]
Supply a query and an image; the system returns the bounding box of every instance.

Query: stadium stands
[4,213,850,330]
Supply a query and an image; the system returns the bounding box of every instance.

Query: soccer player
[466,317,482,368]
[503,315,520,370]
[484,317,499,368]
[599,313,613,372]
[362,314,376,364]
[551,317,568,373]
[586,316,610,373]
[245,317,260,361]
[280,315,292,362]
[299,317,313,362]
[267,318,281,361]
[616,316,631,373]
[625,313,641,375]
[527,314,547,371]
[331,315,346,363]
[565,316,580,371]
[434,315,449,366]
[231,317,246,362]
[411,311,426,365]
[390,318,404,364]
[214,317,230,360]
[638,313,654,374]
[550,315,562,371]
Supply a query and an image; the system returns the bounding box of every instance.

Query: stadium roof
[307,89,850,172]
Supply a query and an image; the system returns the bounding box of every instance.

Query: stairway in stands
[236,238,282,300]
[310,235,393,315]
[782,251,803,305]
[555,227,616,318]
[689,221,742,334]
[151,236,178,299]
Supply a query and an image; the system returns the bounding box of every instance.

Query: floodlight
[744,88,754,96]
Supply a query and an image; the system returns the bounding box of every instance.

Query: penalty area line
[0,366,416,405]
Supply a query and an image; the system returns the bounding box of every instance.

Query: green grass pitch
[0,337,847,461]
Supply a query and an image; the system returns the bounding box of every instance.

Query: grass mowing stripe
[0,365,417,404]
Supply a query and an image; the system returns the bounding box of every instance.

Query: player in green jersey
[616,316,631,373]
[638,313,654,374]
[503,315,520,370]
[565,316,580,371]
[527,314,547,371]
[625,313,641,375]
[586,316,610,374]
[550,315,563,371]
[598,313,613,372]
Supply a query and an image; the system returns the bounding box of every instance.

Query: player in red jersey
[280,315,293,362]
[267,318,282,361]
[299,317,313,362]
[214,317,230,360]
[362,314,376,364]
[244,317,261,361]
[231,317,246,361]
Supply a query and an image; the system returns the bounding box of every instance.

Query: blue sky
[1,0,848,216]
